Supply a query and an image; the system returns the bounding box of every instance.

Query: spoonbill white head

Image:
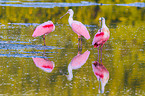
[60,9,74,19]
[99,17,105,26]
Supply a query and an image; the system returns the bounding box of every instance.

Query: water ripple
[0,1,144,8]
[115,2,145,7]
[0,53,52,58]
[0,42,62,50]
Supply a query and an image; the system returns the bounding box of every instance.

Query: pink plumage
[92,28,110,48]
[71,21,90,40]
[32,21,55,37]
[32,57,55,73]
[92,17,110,62]
[60,9,90,40]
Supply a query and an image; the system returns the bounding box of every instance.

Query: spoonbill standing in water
[32,21,55,46]
[60,9,90,48]
[92,17,110,61]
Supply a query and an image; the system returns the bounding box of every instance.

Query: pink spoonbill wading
[92,61,109,93]
[92,17,110,62]
[60,9,90,50]
[32,21,55,46]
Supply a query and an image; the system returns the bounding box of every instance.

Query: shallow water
[0,0,145,95]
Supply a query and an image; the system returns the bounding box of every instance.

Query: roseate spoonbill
[60,9,90,48]
[32,57,55,73]
[92,17,110,62]
[66,50,90,81]
[32,21,55,46]
[92,61,109,93]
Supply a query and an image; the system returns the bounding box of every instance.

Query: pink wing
[92,27,110,48]
[32,57,54,73]
[71,21,90,40]
[70,50,90,69]
[32,21,55,37]
[92,29,105,48]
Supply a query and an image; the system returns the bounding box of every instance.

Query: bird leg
[101,46,103,63]
[98,47,99,62]
[43,34,46,46]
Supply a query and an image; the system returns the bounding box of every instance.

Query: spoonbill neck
[68,13,74,26]
[102,20,106,27]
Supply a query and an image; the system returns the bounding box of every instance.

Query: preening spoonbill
[32,21,55,46]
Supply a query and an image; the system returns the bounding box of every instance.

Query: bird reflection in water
[32,50,55,73]
[66,49,90,81]
[92,61,109,93]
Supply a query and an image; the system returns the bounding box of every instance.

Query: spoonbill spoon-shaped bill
[32,21,55,46]
[32,57,55,73]
[60,9,90,40]
[67,50,90,81]
[92,61,109,93]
